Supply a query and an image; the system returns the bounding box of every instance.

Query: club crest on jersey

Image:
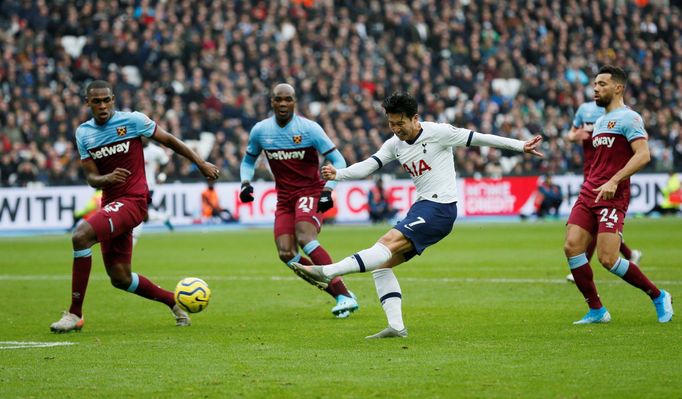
[292,135,302,144]
[607,121,616,129]
[117,126,128,136]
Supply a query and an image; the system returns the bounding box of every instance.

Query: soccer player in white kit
[292,92,544,338]
[132,139,174,245]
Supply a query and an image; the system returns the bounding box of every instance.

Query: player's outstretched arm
[468,131,544,158]
[523,135,544,157]
[81,159,130,188]
[152,127,219,180]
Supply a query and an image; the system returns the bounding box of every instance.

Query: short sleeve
[623,112,647,142]
[309,120,336,154]
[440,124,473,147]
[132,111,157,138]
[245,125,263,157]
[75,127,91,160]
[572,104,584,128]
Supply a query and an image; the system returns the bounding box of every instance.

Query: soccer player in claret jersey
[292,92,544,338]
[564,65,673,324]
[50,80,220,333]
[564,99,641,283]
[239,83,359,318]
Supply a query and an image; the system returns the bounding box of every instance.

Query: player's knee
[110,274,132,290]
[72,222,97,249]
[278,249,297,264]
[296,236,314,250]
[563,237,582,257]
[597,253,618,269]
[72,228,92,249]
[107,266,132,289]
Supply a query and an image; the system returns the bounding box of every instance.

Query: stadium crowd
[1,0,681,187]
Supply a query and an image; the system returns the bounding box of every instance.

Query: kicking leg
[292,228,411,284]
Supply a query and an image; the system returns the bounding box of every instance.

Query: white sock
[372,268,404,331]
[324,242,392,278]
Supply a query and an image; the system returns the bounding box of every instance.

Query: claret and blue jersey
[242,114,339,195]
[581,106,647,205]
[572,101,605,177]
[75,111,157,204]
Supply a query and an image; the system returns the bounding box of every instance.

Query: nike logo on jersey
[265,150,305,160]
[593,136,615,148]
[89,141,130,159]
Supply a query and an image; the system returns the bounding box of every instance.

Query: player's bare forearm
[153,128,203,165]
[153,127,220,180]
[608,145,650,185]
[81,160,129,188]
[593,140,650,202]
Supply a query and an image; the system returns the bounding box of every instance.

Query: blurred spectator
[201,181,238,223]
[535,175,563,219]
[646,171,682,216]
[367,177,398,224]
[67,189,102,232]
[0,1,680,188]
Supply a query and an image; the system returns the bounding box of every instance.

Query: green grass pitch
[1,218,680,398]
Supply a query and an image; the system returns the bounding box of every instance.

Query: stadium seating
[0,1,680,187]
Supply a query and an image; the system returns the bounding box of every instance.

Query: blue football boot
[573,307,611,324]
[653,290,674,323]
[332,291,359,318]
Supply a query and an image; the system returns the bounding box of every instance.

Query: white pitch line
[0,341,76,350]
[1,274,681,285]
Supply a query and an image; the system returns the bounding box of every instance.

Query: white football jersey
[335,121,527,203]
[143,142,169,189]
[372,121,470,203]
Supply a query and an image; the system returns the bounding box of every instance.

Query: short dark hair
[382,92,418,118]
[85,80,113,96]
[597,65,628,85]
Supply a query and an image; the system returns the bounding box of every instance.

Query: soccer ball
[174,277,211,313]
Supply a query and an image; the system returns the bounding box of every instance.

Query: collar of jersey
[405,128,423,145]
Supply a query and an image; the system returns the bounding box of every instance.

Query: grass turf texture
[1,218,680,398]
